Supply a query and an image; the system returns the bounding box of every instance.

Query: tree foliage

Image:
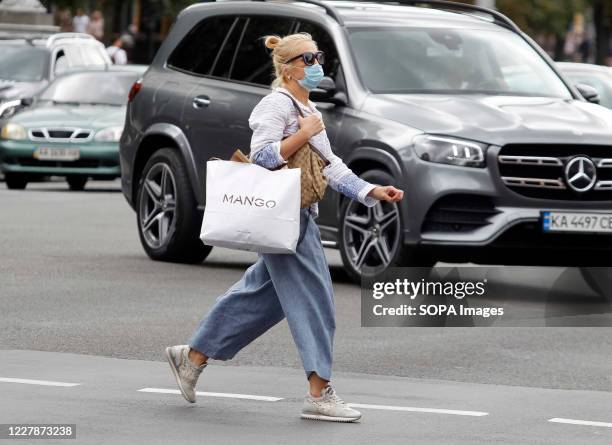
[496,0,588,36]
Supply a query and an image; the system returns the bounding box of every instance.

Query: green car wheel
[67,175,88,191]
[4,173,28,190]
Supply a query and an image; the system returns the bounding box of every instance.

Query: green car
[0,66,146,190]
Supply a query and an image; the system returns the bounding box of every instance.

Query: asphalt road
[1,178,611,444]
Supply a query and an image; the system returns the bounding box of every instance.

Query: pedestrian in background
[164,31,404,423]
[55,7,72,32]
[106,34,128,65]
[120,23,139,62]
[72,8,89,34]
[87,10,105,41]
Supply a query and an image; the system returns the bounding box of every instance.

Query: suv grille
[498,144,612,200]
[422,194,500,233]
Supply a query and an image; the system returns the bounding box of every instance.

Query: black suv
[120,0,612,283]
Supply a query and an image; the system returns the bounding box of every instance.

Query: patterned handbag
[277,91,331,209]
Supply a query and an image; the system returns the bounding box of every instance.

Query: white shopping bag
[200,160,301,254]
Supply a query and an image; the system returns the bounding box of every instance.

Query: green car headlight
[413,134,486,167]
[95,126,123,142]
[1,122,27,140]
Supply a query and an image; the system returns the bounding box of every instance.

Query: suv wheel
[136,148,212,263]
[67,175,88,191]
[338,169,434,283]
[580,267,611,301]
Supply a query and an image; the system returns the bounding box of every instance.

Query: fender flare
[344,146,404,181]
[139,123,204,205]
[339,146,407,219]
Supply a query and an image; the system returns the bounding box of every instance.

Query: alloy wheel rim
[139,162,177,249]
[342,200,401,273]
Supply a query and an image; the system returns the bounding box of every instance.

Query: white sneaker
[301,385,362,422]
[164,345,208,403]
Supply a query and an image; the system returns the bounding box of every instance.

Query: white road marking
[139,387,488,416]
[138,387,283,402]
[549,418,612,428]
[0,377,80,387]
[348,403,489,417]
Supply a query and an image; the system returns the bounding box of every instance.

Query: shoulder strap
[277,90,305,117]
[276,91,330,165]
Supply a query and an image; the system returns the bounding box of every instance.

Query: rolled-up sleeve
[248,95,289,169]
[323,151,379,207]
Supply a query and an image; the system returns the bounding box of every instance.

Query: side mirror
[20,97,34,107]
[310,76,347,106]
[0,98,26,118]
[575,83,600,104]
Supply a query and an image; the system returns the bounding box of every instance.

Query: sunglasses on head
[285,50,325,66]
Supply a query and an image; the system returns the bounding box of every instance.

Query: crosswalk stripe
[348,403,489,417]
[549,418,612,428]
[0,377,81,387]
[138,387,283,402]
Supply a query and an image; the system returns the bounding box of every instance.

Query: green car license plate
[34,147,80,161]
[541,211,612,234]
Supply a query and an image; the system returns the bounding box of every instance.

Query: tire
[579,267,612,302]
[338,169,434,284]
[136,147,212,264]
[67,175,88,191]
[5,173,27,190]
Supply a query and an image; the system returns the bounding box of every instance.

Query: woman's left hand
[368,185,404,202]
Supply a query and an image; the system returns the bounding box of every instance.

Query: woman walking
[165,32,404,423]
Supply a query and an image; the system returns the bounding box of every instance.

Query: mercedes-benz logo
[564,156,596,192]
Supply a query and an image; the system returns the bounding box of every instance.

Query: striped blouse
[247,86,378,219]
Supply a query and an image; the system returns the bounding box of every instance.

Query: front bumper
[0,139,120,176]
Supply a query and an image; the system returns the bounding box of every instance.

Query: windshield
[40,71,137,106]
[348,27,573,98]
[0,46,47,82]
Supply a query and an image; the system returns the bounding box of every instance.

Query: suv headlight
[95,126,123,142]
[1,122,27,140]
[412,134,486,167]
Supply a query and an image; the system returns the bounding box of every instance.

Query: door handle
[192,95,211,108]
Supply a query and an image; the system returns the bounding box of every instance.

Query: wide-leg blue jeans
[188,207,336,381]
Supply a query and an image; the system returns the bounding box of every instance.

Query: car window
[54,50,68,75]
[54,45,108,74]
[0,46,47,81]
[561,71,612,109]
[211,17,246,78]
[229,16,296,86]
[40,71,138,106]
[167,15,237,76]
[348,26,573,99]
[77,45,109,66]
[295,20,341,83]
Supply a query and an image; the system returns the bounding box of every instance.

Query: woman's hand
[298,114,325,138]
[367,185,404,202]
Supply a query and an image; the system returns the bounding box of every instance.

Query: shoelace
[323,387,347,405]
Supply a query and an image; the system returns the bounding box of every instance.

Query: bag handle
[277,91,330,166]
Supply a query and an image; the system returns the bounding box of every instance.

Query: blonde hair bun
[264,35,281,49]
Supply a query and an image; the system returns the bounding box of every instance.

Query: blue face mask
[297,64,324,91]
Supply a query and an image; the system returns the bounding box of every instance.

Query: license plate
[34,147,80,161]
[541,211,612,234]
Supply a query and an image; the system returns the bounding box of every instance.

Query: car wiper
[52,100,81,106]
[80,101,122,106]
